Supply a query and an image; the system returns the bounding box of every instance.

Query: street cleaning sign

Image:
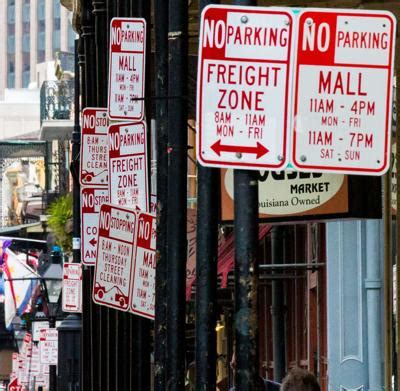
[80,108,108,186]
[108,18,146,121]
[108,121,149,211]
[93,203,137,311]
[39,329,58,365]
[291,9,396,175]
[130,211,156,319]
[197,5,294,170]
[81,187,110,265]
[62,263,82,313]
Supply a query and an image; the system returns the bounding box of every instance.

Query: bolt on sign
[93,203,137,311]
[62,263,83,313]
[39,329,58,365]
[80,108,109,186]
[108,121,149,211]
[108,18,146,121]
[197,5,294,170]
[80,187,110,265]
[292,9,396,175]
[130,212,156,319]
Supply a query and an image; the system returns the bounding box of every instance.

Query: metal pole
[230,2,259,391]
[167,0,188,388]
[49,316,57,391]
[195,3,220,390]
[395,68,400,391]
[154,0,169,388]
[271,226,286,381]
[384,170,393,389]
[133,2,152,389]
[233,169,259,391]
[81,2,99,390]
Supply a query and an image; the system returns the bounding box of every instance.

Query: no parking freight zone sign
[197,5,294,170]
[292,9,396,175]
[108,121,149,211]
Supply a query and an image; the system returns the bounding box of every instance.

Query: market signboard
[130,212,156,319]
[221,169,348,221]
[108,122,149,211]
[80,108,108,186]
[81,187,110,265]
[292,9,396,175]
[93,204,137,311]
[197,5,294,170]
[108,18,146,121]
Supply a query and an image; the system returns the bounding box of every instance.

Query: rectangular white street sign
[130,211,156,319]
[291,9,396,175]
[39,329,58,365]
[108,122,149,211]
[108,18,146,121]
[81,187,110,265]
[32,321,49,342]
[62,263,82,313]
[80,108,109,186]
[197,5,294,170]
[92,203,137,311]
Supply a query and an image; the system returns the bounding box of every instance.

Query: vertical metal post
[233,169,259,391]
[49,316,57,391]
[195,1,220,388]
[80,1,99,390]
[384,170,393,389]
[271,226,286,381]
[167,0,188,388]
[230,3,259,391]
[154,0,169,389]
[133,2,151,389]
[91,0,112,389]
[396,67,400,391]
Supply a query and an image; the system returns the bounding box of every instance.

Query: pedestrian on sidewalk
[280,367,320,391]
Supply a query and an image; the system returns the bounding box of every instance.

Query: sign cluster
[7,330,56,390]
[78,18,155,320]
[197,6,396,175]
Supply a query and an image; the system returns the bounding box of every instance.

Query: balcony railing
[40,80,74,125]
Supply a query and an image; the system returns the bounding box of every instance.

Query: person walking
[280,367,320,391]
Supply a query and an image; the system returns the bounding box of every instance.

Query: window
[53,30,60,52]
[22,34,30,53]
[68,25,77,52]
[37,0,45,20]
[7,36,15,54]
[7,5,15,23]
[53,0,60,18]
[22,3,30,22]
[22,71,30,88]
[8,73,15,89]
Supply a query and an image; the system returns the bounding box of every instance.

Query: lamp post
[38,246,63,391]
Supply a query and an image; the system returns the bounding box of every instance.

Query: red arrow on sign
[211,140,269,159]
[89,238,97,247]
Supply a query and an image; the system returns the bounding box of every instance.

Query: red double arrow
[211,140,269,159]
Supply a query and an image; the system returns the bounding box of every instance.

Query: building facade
[0,0,76,97]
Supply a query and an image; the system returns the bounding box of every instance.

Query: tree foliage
[46,193,73,254]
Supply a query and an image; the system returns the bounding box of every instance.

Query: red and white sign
[32,321,49,342]
[93,203,137,311]
[39,329,58,365]
[108,18,146,121]
[130,212,156,319]
[197,5,294,170]
[62,263,82,313]
[7,377,24,391]
[30,345,40,375]
[81,187,110,265]
[108,122,149,211]
[292,9,396,175]
[80,108,109,186]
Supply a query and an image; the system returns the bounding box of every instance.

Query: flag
[0,238,11,267]
[3,249,40,329]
